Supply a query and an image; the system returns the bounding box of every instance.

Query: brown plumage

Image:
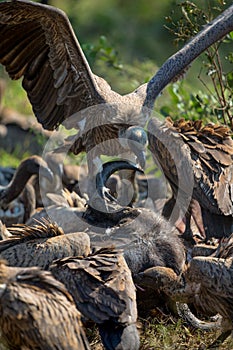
[136,233,233,347]
[0,220,11,240]
[25,181,91,232]
[0,260,90,350]
[148,117,233,240]
[46,188,87,209]
[182,234,233,348]
[22,162,138,236]
[1,1,233,209]
[0,1,148,208]
[0,1,232,133]
[25,204,89,234]
[50,246,140,350]
[0,218,90,268]
[0,213,139,349]
[0,2,147,131]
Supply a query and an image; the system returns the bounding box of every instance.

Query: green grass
[139,315,233,350]
[88,314,233,350]
[1,78,33,116]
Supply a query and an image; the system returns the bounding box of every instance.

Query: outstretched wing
[0,0,105,130]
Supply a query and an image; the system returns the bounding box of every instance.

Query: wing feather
[0,264,90,349]
[0,0,105,130]
[188,256,233,298]
[50,249,137,325]
[149,117,233,215]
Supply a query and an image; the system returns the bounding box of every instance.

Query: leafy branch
[164,1,233,128]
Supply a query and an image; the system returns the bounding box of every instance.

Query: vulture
[0,218,91,268]
[0,0,148,211]
[50,246,140,350]
[148,117,233,241]
[0,217,140,349]
[25,160,143,233]
[0,260,90,350]
[0,0,233,210]
[0,155,53,225]
[135,232,233,348]
[182,234,233,348]
[80,160,187,317]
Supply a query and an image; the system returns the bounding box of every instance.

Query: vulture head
[119,126,148,169]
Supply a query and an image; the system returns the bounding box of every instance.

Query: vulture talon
[100,186,118,203]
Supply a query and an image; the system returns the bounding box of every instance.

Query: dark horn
[97,160,144,194]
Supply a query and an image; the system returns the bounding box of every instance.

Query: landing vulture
[0,0,233,209]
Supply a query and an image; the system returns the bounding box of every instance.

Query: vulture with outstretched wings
[0,0,148,209]
[0,0,233,210]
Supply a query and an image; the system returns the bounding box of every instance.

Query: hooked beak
[130,144,146,169]
[122,126,148,169]
[137,150,146,169]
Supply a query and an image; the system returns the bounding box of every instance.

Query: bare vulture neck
[0,158,40,207]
